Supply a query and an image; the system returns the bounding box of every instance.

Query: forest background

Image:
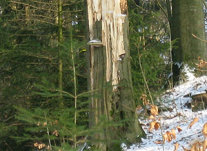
[0,0,206,151]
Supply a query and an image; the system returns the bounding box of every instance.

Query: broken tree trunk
[86,0,145,150]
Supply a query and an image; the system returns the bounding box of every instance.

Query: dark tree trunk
[170,0,206,85]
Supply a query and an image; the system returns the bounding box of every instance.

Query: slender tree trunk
[86,0,145,150]
[58,0,63,105]
[70,28,78,148]
[170,0,206,85]
[170,0,183,85]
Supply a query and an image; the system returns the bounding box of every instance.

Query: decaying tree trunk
[86,0,145,150]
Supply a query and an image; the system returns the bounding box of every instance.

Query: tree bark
[86,0,145,150]
[170,0,206,85]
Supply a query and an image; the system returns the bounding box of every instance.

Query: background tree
[168,0,206,85]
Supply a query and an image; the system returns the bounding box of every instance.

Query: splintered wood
[87,0,128,90]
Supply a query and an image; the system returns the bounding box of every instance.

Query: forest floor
[124,69,207,151]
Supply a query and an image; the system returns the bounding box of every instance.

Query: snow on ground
[124,69,207,151]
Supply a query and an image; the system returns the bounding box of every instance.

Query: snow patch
[182,65,195,81]
[124,76,207,151]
